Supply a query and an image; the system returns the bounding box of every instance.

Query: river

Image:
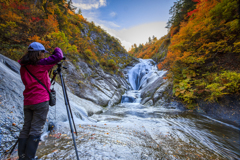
[35,59,239,160]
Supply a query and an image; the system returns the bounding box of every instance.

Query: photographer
[18,42,63,160]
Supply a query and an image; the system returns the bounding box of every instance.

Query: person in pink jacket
[18,42,63,160]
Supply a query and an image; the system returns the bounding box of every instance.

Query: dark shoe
[18,138,28,160]
[25,135,41,160]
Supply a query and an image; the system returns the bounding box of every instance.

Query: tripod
[51,57,80,160]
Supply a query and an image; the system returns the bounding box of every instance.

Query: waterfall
[128,59,157,90]
[121,59,166,103]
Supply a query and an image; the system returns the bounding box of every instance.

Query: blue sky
[73,0,176,50]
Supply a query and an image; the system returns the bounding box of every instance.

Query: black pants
[19,101,49,138]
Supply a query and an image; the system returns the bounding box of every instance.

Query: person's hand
[53,47,63,55]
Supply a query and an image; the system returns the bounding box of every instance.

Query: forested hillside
[0,0,134,75]
[129,0,240,107]
[128,34,170,63]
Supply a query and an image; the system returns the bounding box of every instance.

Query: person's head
[20,42,49,65]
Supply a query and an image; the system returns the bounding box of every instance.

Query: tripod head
[51,56,67,84]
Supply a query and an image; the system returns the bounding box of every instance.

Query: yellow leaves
[0,10,22,23]
[44,15,59,33]
[233,41,240,53]
[46,31,77,54]
[175,91,180,97]
[77,14,86,22]
[28,35,50,49]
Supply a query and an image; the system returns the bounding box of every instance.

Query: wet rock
[195,95,240,127]
[140,76,167,105]
[144,99,153,106]
[0,55,24,154]
[0,54,20,74]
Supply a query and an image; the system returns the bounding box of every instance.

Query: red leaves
[51,133,61,139]
[192,0,200,3]
[31,17,41,22]
[187,9,199,17]
[17,5,29,10]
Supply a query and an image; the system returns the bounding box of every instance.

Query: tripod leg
[59,72,79,160]
[62,77,78,136]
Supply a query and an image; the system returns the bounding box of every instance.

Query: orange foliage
[77,15,86,22]
[28,35,50,49]
[159,0,240,103]
[44,15,59,33]
[128,35,168,59]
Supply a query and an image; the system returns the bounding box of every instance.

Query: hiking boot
[18,138,28,160]
[25,135,41,160]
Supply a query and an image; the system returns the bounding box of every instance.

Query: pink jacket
[19,48,63,105]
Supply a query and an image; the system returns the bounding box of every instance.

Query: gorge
[0,55,239,160]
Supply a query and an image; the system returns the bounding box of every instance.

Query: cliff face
[60,58,131,108]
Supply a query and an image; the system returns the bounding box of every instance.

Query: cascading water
[121,59,166,103]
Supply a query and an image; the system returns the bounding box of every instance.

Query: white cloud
[73,0,106,10]
[81,10,100,22]
[109,12,117,17]
[100,22,168,51]
[99,0,106,6]
[81,10,120,28]
[102,21,120,28]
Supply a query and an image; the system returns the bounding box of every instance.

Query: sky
[72,0,176,51]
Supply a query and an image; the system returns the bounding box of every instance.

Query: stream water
[35,59,239,160]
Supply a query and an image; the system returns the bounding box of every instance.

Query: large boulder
[140,71,167,105]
